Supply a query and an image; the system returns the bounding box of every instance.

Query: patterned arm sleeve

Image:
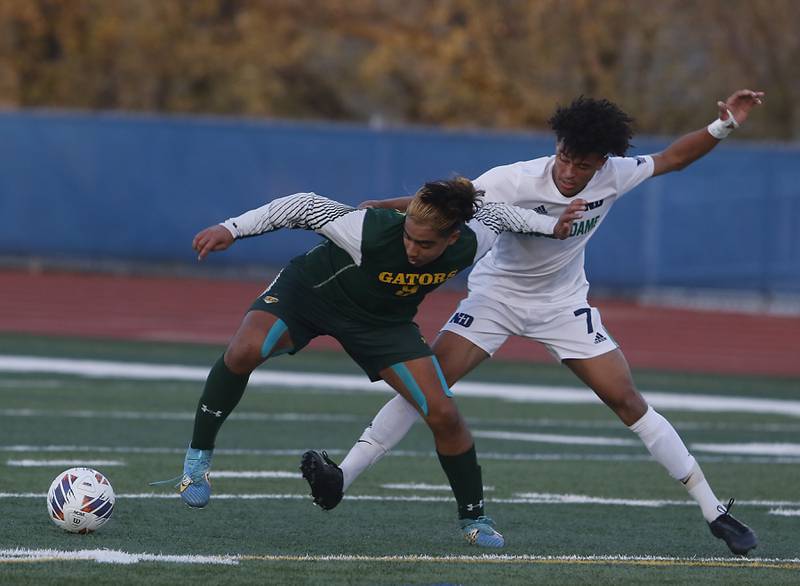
[221,192,356,237]
[220,192,365,264]
[469,202,559,259]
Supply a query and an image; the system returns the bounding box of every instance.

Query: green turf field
[2,334,799,585]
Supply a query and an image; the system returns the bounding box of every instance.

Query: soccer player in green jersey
[176,177,583,547]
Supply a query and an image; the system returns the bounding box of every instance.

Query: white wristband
[707,109,739,140]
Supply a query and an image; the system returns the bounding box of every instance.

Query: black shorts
[249,268,433,381]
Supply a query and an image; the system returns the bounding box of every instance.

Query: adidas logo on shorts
[594,332,607,344]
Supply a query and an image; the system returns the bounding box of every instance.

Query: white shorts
[440,293,618,361]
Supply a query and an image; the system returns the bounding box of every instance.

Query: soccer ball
[46,467,115,533]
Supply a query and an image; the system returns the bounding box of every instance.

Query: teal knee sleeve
[260,319,291,359]
[432,356,453,397]
[391,363,428,416]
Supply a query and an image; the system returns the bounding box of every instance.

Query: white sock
[339,395,420,492]
[629,406,722,522]
[682,461,725,522]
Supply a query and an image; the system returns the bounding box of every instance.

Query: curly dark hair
[407,177,484,234]
[548,96,635,157]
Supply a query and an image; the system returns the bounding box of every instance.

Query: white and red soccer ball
[46,467,115,533]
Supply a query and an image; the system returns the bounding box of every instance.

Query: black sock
[437,444,485,520]
[190,355,250,450]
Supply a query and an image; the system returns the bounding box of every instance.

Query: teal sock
[190,355,250,450]
[437,444,485,520]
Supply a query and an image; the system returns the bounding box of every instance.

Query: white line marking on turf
[2,492,798,508]
[690,442,800,457]
[511,493,685,507]
[0,548,237,565]
[6,405,799,434]
[3,355,799,417]
[381,483,495,492]
[473,431,639,446]
[769,508,800,517]
[6,459,125,468]
[212,471,301,479]
[0,408,358,423]
[1,550,798,569]
[1,445,799,465]
[474,432,800,457]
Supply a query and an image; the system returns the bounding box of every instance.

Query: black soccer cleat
[300,450,344,511]
[708,498,758,556]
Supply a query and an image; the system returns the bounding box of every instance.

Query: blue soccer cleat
[460,516,505,548]
[179,446,213,508]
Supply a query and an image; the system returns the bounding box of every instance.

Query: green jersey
[287,208,476,325]
[222,192,558,326]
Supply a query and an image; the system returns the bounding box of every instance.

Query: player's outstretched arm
[650,89,764,177]
[193,192,360,262]
[192,225,235,261]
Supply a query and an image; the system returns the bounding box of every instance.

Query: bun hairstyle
[406,177,484,234]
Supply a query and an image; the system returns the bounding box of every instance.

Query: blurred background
[4,4,800,577]
[0,0,798,353]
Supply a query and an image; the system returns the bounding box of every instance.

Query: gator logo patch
[262,295,279,304]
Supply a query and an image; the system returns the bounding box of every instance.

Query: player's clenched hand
[720,89,764,126]
[192,225,235,261]
[553,198,586,239]
[358,200,380,209]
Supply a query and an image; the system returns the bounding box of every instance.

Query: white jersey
[469,154,654,308]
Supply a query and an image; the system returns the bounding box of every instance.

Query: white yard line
[3,491,799,508]
[1,355,799,417]
[1,445,799,465]
[471,431,800,457]
[212,471,301,479]
[768,508,800,517]
[0,408,357,423]
[473,431,639,446]
[1,549,798,569]
[688,442,800,457]
[0,548,237,565]
[381,483,495,491]
[6,406,800,434]
[6,459,125,467]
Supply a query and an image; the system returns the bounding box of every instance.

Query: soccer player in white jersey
[300,89,764,556]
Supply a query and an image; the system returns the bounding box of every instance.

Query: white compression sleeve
[629,406,722,521]
[339,394,421,492]
[628,406,696,480]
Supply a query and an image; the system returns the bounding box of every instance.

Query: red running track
[1,270,798,377]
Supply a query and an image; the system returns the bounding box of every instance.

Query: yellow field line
[237,554,800,571]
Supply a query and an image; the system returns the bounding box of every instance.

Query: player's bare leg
[563,348,646,425]
[564,348,757,555]
[379,356,502,547]
[303,353,503,547]
[338,331,490,492]
[178,310,295,507]
[432,331,491,386]
[379,355,471,454]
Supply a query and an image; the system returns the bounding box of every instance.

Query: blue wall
[1,110,798,294]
